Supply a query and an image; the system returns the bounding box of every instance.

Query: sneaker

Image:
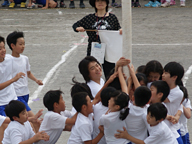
[69,1,75,8]
[1,0,9,7]
[180,1,185,6]
[161,1,170,7]
[79,2,85,8]
[111,2,121,8]
[20,2,26,7]
[134,2,141,7]
[60,1,66,8]
[152,1,161,7]
[27,3,37,8]
[144,1,153,7]
[170,0,176,5]
[9,2,15,8]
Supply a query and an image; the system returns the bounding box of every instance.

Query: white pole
[122,0,132,74]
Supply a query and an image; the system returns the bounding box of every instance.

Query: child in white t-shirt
[162,62,184,144]
[6,31,43,117]
[115,103,178,144]
[2,100,49,144]
[67,92,104,144]
[36,90,77,144]
[0,36,25,116]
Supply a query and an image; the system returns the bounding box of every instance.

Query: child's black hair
[134,86,151,107]
[164,62,184,85]
[72,92,88,112]
[151,80,170,102]
[89,0,109,12]
[144,60,163,80]
[43,90,63,111]
[105,68,121,90]
[136,73,148,86]
[78,56,101,82]
[0,36,5,44]
[5,100,26,121]
[136,65,145,73]
[71,77,94,100]
[179,86,188,101]
[110,90,129,120]
[100,87,116,107]
[147,103,167,121]
[6,31,24,50]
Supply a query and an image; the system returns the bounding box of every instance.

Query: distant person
[27,0,57,9]
[9,0,26,8]
[111,0,121,7]
[69,0,85,8]
[131,0,141,7]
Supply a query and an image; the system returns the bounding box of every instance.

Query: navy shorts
[17,94,31,111]
[0,105,7,116]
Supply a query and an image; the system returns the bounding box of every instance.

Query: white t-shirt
[125,103,148,143]
[87,78,105,98]
[35,111,67,144]
[2,121,35,144]
[164,86,183,138]
[67,113,93,144]
[99,111,130,144]
[93,102,108,144]
[0,115,6,126]
[179,99,192,136]
[12,55,30,97]
[144,121,178,144]
[0,54,17,106]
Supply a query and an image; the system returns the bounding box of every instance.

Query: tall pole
[122,0,132,74]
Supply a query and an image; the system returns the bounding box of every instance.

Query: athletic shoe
[161,1,170,7]
[144,1,153,7]
[69,1,75,8]
[60,2,66,8]
[79,2,85,8]
[2,0,9,7]
[27,3,36,8]
[170,0,176,5]
[161,0,166,3]
[20,2,26,7]
[152,1,161,7]
[111,2,121,8]
[9,2,15,8]
[180,1,185,6]
[134,2,141,7]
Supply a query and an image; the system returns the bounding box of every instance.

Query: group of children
[0,30,191,144]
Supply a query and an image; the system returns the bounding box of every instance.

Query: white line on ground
[28,37,86,105]
[0,24,72,26]
[183,65,192,86]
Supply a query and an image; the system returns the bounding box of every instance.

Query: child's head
[144,60,163,82]
[0,36,6,61]
[179,86,188,103]
[150,80,170,104]
[100,87,116,107]
[108,90,129,111]
[6,31,24,52]
[43,90,65,112]
[147,103,167,126]
[134,86,151,107]
[5,100,27,123]
[72,92,93,115]
[78,56,102,82]
[162,62,184,86]
[71,77,94,100]
[136,65,145,73]
[136,73,147,86]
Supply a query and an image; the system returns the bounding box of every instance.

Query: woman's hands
[76,27,85,32]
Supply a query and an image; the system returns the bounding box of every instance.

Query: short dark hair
[43,90,63,111]
[148,103,167,121]
[78,56,101,82]
[151,80,170,102]
[6,31,24,50]
[164,62,184,85]
[134,86,151,107]
[136,65,145,73]
[0,36,5,44]
[72,92,88,112]
[89,0,109,12]
[100,87,116,107]
[71,77,93,100]
[5,100,26,121]
[144,60,163,80]
[136,73,147,86]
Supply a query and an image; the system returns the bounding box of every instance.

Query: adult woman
[73,0,122,78]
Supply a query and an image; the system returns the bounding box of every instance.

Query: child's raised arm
[115,57,130,72]
[27,71,43,85]
[65,112,78,125]
[0,72,25,90]
[118,67,128,94]
[128,64,140,89]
